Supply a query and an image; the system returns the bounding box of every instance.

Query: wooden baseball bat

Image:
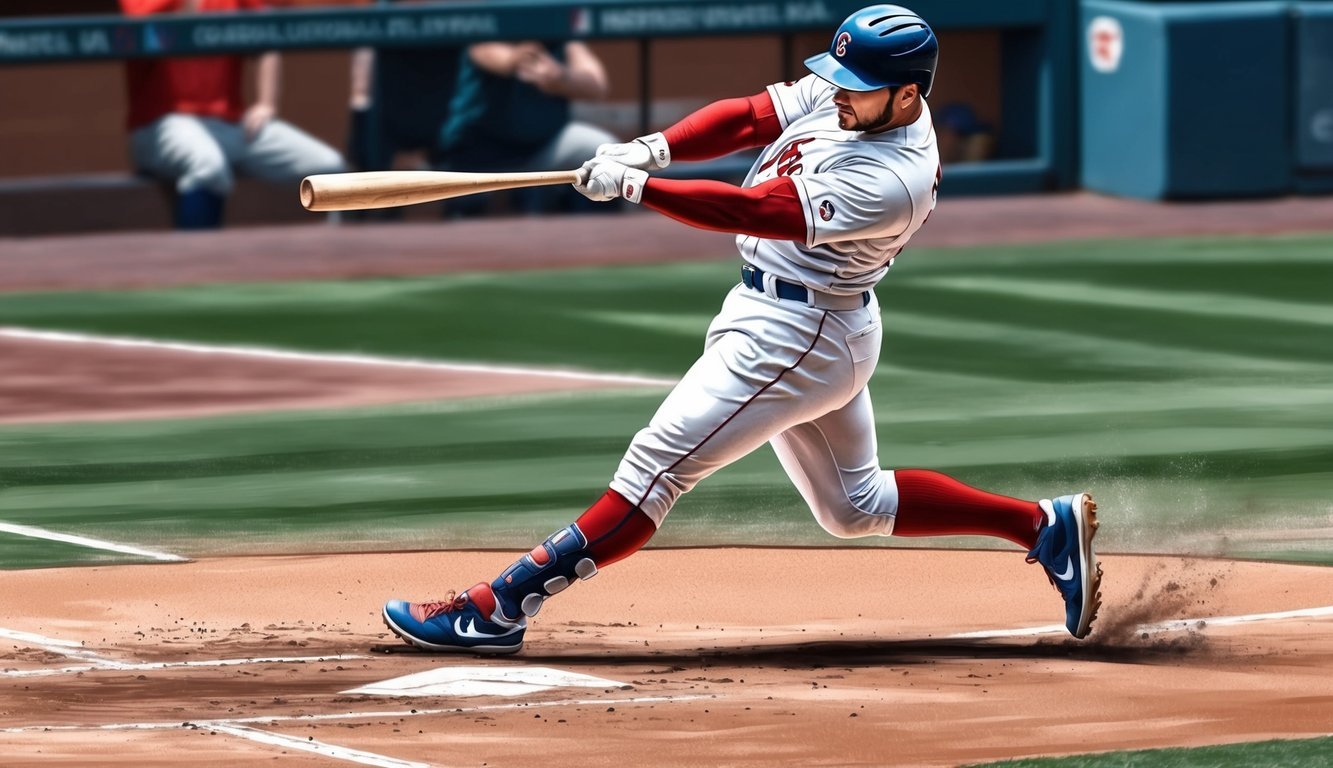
[299,169,584,212]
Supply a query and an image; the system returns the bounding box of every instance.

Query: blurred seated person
[935,102,996,164]
[436,40,615,215]
[121,0,345,229]
[345,0,461,176]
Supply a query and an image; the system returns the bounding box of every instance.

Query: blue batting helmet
[804,5,939,97]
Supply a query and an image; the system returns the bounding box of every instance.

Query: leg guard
[489,524,599,623]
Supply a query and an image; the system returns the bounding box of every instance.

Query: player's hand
[242,103,275,141]
[574,158,648,203]
[594,132,670,170]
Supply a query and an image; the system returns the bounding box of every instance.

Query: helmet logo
[835,31,851,57]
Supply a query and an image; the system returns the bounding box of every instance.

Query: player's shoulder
[769,73,837,103]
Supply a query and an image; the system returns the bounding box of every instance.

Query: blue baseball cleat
[1027,493,1102,639]
[383,582,526,654]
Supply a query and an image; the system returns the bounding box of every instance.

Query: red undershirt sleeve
[640,176,806,242]
[661,91,783,161]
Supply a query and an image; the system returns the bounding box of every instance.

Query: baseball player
[384,5,1101,653]
[121,0,345,229]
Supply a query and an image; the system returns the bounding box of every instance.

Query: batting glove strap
[634,132,671,169]
[621,167,649,204]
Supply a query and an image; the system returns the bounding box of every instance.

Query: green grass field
[1,233,1331,568]
[970,736,1333,768]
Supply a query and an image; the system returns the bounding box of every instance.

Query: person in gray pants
[122,0,345,229]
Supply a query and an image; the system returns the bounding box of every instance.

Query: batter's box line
[1,652,371,679]
[0,693,713,734]
[947,603,1333,640]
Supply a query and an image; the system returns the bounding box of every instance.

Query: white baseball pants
[610,283,901,538]
[130,114,345,195]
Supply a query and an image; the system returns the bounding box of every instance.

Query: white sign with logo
[1088,15,1123,74]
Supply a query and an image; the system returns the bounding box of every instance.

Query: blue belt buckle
[741,263,759,291]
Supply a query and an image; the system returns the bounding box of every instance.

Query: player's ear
[898,83,920,105]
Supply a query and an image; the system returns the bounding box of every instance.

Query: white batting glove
[593,132,671,170]
[574,159,649,204]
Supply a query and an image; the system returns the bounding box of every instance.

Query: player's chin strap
[488,524,599,623]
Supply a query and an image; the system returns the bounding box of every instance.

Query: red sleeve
[640,176,805,241]
[662,91,783,162]
[120,0,182,13]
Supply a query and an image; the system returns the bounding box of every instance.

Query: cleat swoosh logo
[1054,557,1075,581]
[454,617,518,639]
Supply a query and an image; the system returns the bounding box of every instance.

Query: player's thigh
[235,119,345,181]
[614,320,848,520]
[129,115,230,190]
[531,122,619,170]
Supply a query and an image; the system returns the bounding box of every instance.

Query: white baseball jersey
[738,73,940,295]
[610,74,942,541]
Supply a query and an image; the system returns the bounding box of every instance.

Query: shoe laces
[416,591,467,620]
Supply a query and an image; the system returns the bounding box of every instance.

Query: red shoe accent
[462,582,498,617]
[892,469,1045,549]
[575,489,657,567]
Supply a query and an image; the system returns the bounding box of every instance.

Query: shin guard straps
[490,524,598,622]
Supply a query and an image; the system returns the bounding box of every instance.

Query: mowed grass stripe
[913,275,1333,327]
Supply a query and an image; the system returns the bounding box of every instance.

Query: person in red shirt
[122,0,344,229]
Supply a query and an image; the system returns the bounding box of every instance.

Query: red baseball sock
[575,489,657,566]
[891,469,1044,549]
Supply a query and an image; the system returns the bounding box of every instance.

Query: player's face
[832,85,920,132]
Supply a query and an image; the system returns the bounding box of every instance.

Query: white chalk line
[0,327,677,388]
[201,723,427,768]
[0,694,709,734]
[948,604,1333,640]
[0,521,186,563]
[0,627,132,669]
[2,653,369,679]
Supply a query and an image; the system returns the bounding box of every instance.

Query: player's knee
[809,489,894,539]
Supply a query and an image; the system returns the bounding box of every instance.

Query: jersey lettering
[758,138,816,177]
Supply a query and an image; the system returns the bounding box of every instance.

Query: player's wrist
[634,133,670,169]
[620,167,649,204]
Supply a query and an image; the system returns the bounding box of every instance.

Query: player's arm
[597,73,831,170]
[640,177,804,240]
[576,161,804,241]
[594,91,782,171]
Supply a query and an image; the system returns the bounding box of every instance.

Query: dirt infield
[0,333,650,425]
[2,549,1332,767]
